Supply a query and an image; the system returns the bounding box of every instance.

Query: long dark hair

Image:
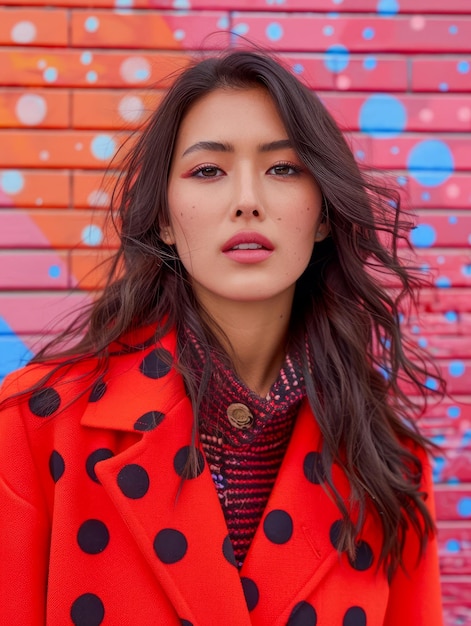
[12,50,443,578]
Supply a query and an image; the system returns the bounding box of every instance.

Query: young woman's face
[166,87,327,312]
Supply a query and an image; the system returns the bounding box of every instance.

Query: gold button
[226,403,254,429]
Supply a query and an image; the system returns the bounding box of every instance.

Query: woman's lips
[222,232,274,264]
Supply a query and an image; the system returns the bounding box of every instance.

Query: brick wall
[0,1,470,622]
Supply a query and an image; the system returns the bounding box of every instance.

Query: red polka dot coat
[0,328,443,626]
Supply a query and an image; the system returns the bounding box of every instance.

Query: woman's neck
[196,292,294,397]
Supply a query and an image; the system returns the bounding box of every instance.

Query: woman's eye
[269,163,301,176]
[192,166,222,178]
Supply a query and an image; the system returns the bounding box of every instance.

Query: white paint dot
[336,74,351,90]
[410,16,426,30]
[457,106,471,122]
[15,94,47,126]
[37,59,46,70]
[119,56,151,84]
[75,142,83,151]
[418,108,433,123]
[35,197,43,206]
[174,29,185,41]
[39,150,49,161]
[446,183,461,199]
[11,21,37,44]
[118,95,144,123]
[87,189,110,207]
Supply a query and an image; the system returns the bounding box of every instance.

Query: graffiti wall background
[0,0,470,621]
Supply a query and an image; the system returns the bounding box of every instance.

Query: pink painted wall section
[0,2,470,623]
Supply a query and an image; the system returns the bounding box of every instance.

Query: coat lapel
[240,400,352,626]
[80,330,252,626]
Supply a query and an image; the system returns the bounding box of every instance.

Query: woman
[0,50,443,625]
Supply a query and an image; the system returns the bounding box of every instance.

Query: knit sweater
[186,332,306,567]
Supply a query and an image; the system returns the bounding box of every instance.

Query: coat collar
[80,328,361,625]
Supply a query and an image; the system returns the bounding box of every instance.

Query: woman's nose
[231,173,265,220]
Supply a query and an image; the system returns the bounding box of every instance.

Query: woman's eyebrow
[181,138,293,158]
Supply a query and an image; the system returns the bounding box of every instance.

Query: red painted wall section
[0,1,470,622]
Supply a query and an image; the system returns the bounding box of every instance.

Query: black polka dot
[349,541,374,571]
[263,509,293,544]
[28,387,60,417]
[153,528,188,564]
[329,519,343,549]
[303,452,325,484]
[173,446,205,478]
[139,348,172,379]
[70,593,104,626]
[223,535,237,567]
[117,464,149,499]
[49,450,65,482]
[343,606,367,626]
[86,449,114,484]
[180,621,193,626]
[287,601,317,625]
[77,519,110,555]
[241,577,259,611]
[89,380,106,402]
[133,410,165,432]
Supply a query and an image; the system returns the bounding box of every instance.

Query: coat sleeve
[383,449,444,626]
[0,373,49,625]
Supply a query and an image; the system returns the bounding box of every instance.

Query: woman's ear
[314,222,330,242]
[160,225,175,245]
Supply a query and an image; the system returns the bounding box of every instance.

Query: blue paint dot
[448,477,460,485]
[43,67,58,83]
[457,60,470,74]
[396,175,407,186]
[449,361,465,377]
[445,539,461,553]
[323,25,334,36]
[356,150,365,160]
[85,16,99,32]
[407,139,454,186]
[447,405,460,418]
[462,264,471,277]
[82,225,103,247]
[86,71,97,83]
[48,265,61,279]
[91,135,116,161]
[432,435,445,445]
[418,337,427,348]
[359,94,406,137]
[444,311,458,322]
[432,456,445,482]
[324,44,350,73]
[390,146,399,155]
[448,215,458,224]
[174,29,185,41]
[266,22,283,41]
[362,27,375,40]
[410,223,437,248]
[134,68,149,80]
[1,170,24,194]
[462,430,471,446]
[439,82,449,92]
[217,16,229,29]
[80,51,92,65]
[435,276,451,288]
[411,325,420,334]
[425,377,438,390]
[363,56,377,70]
[421,191,430,201]
[377,0,399,14]
[231,23,249,36]
[449,25,458,35]
[420,263,430,272]
[457,497,471,517]
[292,63,304,74]
[332,0,343,4]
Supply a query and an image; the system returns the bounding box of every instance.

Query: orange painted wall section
[0,2,470,623]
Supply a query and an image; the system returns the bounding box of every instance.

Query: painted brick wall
[0,1,470,622]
